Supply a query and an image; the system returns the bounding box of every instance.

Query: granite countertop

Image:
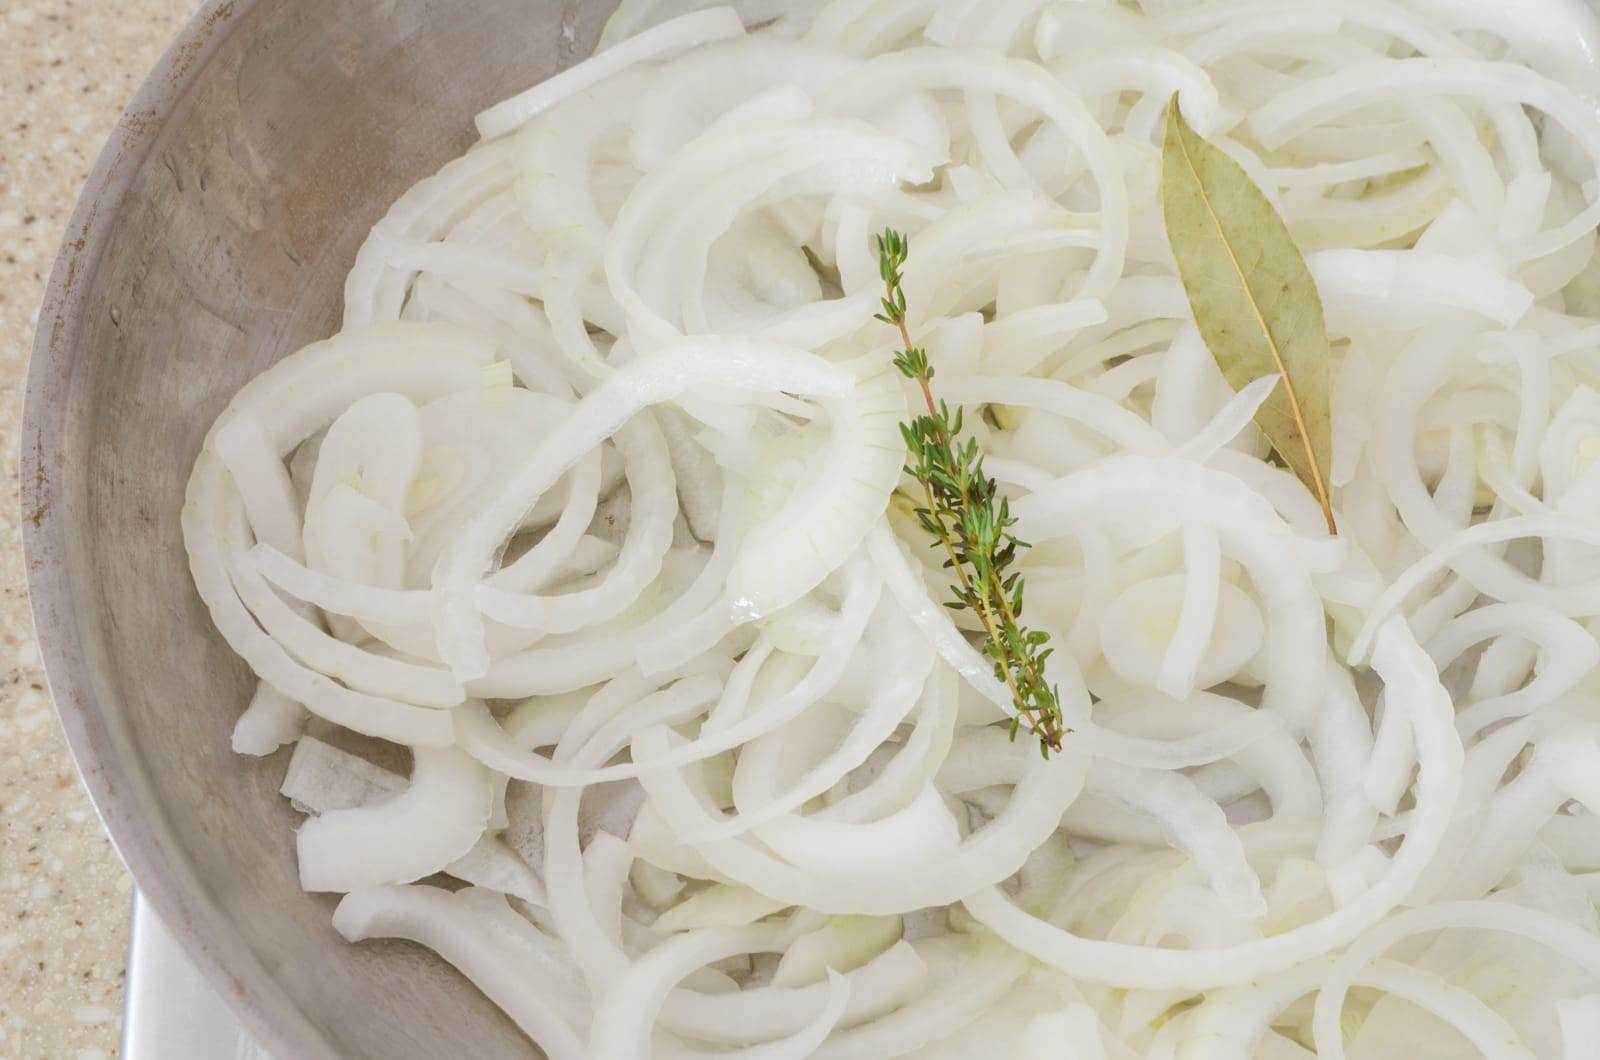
[1,2,193,1057]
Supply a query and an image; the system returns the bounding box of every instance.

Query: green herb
[1161,96,1337,534]
[877,229,1067,757]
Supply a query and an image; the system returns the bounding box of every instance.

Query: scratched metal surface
[21,2,612,1056]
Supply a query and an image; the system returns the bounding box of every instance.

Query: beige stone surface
[1,2,194,1057]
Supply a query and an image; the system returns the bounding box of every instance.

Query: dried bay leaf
[1161,97,1337,534]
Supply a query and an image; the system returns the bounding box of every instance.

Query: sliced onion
[297,745,493,892]
[333,885,589,1059]
[476,8,748,140]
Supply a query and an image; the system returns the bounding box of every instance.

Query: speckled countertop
[1,2,193,1057]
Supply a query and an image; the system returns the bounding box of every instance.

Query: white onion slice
[334,885,589,1059]
[476,8,748,140]
[297,745,493,892]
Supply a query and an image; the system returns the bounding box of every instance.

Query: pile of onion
[185,0,1600,1055]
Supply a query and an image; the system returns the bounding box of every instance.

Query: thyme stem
[876,229,1067,757]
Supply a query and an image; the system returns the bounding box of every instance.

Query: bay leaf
[1161,97,1337,534]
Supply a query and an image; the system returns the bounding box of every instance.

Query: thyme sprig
[876,229,1067,757]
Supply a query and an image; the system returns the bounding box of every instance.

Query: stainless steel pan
[22,2,616,1055]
